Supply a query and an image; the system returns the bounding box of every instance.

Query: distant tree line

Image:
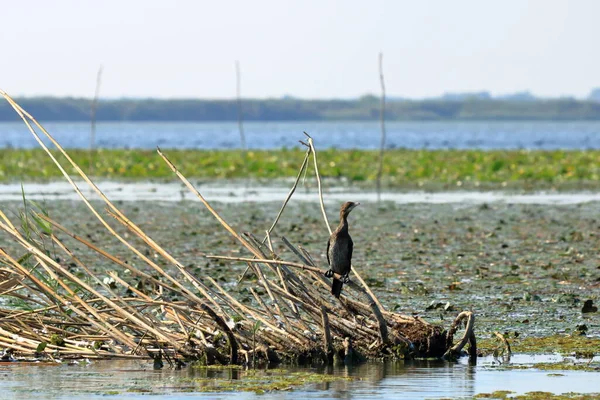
[1,96,600,121]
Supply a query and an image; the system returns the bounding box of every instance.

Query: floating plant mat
[0,91,476,366]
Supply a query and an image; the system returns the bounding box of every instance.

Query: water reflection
[0,356,599,399]
[320,359,477,399]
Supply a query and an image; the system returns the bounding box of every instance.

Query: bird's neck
[338,214,348,232]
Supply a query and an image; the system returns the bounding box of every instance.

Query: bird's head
[340,201,360,218]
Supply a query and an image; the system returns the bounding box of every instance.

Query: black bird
[325,201,359,298]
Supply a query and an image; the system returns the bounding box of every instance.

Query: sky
[2,0,599,100]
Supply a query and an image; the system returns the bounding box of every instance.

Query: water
[3,181,600,204]
[1,356,598,399]
[1,120,599,150]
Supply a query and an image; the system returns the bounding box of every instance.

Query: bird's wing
[348,236,353,268]
[326,236,331,266]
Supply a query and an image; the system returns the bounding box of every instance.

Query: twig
[247,261,293,332]
[249,287,277,322]
[320,306,334,364]
[263,147,311,240]
[304,132,332,235]
[209,255,323,274]
[237,146,311,284]
[206,277,306,347]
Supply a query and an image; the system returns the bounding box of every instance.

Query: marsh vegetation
[0,93,599,398]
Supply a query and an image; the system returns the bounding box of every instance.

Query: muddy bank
[1,194,598,342]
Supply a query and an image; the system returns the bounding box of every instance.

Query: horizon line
[7,91,600,102]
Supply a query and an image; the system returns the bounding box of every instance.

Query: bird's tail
[331,278,343,298]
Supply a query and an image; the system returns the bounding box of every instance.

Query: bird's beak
[351,202,360,210]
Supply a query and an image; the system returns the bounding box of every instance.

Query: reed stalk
[0,91,476,365]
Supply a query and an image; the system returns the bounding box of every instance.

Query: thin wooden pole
[236,61,246,150]
[90,65,103,175]
[376,53,386,202]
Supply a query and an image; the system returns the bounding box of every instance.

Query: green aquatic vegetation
[487,360,599,372]
[475,391,600,399]
[49,334,65,347]
[475,390,515,399]
[191,363,245,370]
[179,368,355,393]
[529,362,599,372]
[1,148,600,190]
[478,335,600,356]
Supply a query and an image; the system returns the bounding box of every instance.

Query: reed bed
[0,91,475,366]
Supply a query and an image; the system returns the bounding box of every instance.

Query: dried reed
[0,90,476,365]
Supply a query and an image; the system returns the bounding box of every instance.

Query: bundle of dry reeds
[0,91,475,366]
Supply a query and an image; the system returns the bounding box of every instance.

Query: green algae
[485,361,600,372]
[179,368,355,393]
[530,362,599,372]
[475,390,515,399]
[478,335,600,356]
[475,391,600,399]
[191,363,245,370]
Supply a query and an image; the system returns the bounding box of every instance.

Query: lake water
[1,120,599,150]
[1,356,599,399]
[4,181,600,204]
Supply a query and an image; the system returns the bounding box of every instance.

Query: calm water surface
[4,181,600,204]
[1,356,599,399]
[1,121,599,150]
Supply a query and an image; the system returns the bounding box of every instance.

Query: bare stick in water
[376,53,386,202]
[236,61,246,150]
[90,65,103,175]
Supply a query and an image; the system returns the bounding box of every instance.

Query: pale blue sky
[2,0,599,99]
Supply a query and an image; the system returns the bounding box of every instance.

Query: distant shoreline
[2,96,600,121]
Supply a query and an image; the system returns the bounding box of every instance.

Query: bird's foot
[342,274,350,284]
[324,269,334,278]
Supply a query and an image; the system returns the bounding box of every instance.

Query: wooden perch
[444,311,476,362]
[320,306,334,364]
[200,303,238,364]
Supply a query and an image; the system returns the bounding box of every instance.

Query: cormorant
[325,201,359,298]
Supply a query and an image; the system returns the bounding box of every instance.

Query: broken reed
[0,90,475,365]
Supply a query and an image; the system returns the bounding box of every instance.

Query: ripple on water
[0,356,599,399]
